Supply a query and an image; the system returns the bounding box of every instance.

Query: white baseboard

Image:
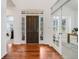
[1,52,7,58]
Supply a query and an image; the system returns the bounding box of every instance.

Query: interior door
[26,16,39,43]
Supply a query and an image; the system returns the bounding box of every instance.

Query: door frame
[22,14,43,44]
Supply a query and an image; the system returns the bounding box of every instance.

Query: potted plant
[72,28,78,34]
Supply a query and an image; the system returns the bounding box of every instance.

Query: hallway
[1,0,78,59]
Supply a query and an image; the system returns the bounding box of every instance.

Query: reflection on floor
[62,42,78,59]
[2,44,63,59]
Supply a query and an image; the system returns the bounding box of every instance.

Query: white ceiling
[66,0,78,11]
[11,0,57,10]
[7,0,15,8]
[7,0,78,11]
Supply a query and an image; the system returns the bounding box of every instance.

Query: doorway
[26,16,39,43]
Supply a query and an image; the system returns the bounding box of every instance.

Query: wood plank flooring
[2,44,63,59]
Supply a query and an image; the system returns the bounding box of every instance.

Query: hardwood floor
[2,44,63,59]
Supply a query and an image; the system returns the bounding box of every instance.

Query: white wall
[12,8,22,44]
[11,0,57,45]
[42,8,53,46]
[62,5,78,33]
[6,8,15,16]
[61,5,78,44]
[6,7,24,44]
[1,0,8,57]
[1,0,16,57]
[74,10,78,28]
[13,8,54,45]
[6,7,16,41]
[50,0,78,54]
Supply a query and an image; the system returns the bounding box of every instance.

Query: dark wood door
[26,16,39,43]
